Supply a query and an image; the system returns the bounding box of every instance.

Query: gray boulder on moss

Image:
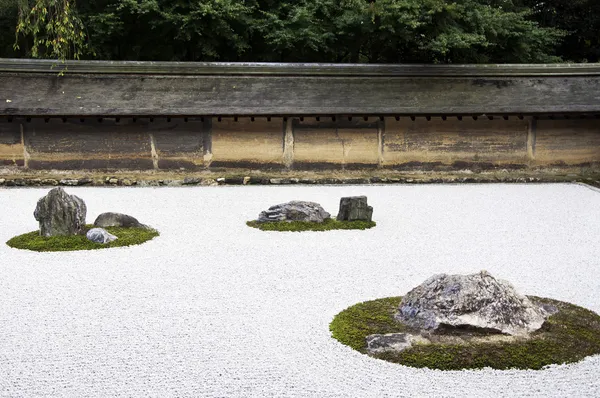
[396,270,553,336]
[336,196,373,222]
[257,201,330,223]
[34,187,87,237]
[94,212,147,229]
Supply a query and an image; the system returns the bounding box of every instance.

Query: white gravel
[0,184,599,398]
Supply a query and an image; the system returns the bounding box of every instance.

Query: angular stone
[366,333,430,355]
[395,271,550,336]
[86,228,117,244]
[336,196,373,222]
[34,187,87,237]
[94,212,147,229]
[257,201,331,223]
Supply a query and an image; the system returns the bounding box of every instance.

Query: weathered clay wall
[1,116,598,171]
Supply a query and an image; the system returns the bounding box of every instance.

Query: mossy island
[7,225,159,252]
[330,272,600,370]
[6,187,158,252]
[248,196,376,232]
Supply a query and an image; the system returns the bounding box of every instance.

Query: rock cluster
[257,201,331,223]
[0,175,551,187]
[336,196,373,222]
[31,188,150,245]
[34,187,87,236]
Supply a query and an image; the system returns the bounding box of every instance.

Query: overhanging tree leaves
[0,0,578,63]
[14,0,88,60]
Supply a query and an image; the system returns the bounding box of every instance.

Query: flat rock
[94,212,147,229]
[34,187,87,237]
[395,271,550,336]
[86,228,118,244]
[336,196,373,222]
[257,201,330,223]
[366,333,429,355]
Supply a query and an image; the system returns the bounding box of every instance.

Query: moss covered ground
[6,225,159,252]
[330,296,600,370]
[247,218,376,232]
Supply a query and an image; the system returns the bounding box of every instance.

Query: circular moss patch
[330,296,600,370]
[247,219,376,232]
[6,225,159,252]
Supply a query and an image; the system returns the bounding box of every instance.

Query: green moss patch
[330,296,600,370]
[247,218,376,232]
[6,225,159,252]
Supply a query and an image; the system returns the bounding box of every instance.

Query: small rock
[366,333,429,355]
[122,178,134,186]
[8,179,26,186]
[224,177,245,185]
[59,179,79,186]
[257,201,331,223]
[108,178,118,185]
[200,179,218,186]
[34,187,87,237]
[137,180,159,187]
[0,178,5,185]
[216,178,226,184]
[86,228,118,244]
[183,177,202,185]
[94,212,147,229]
[41,179,59,186]
[243,176,251,185]
[269,178,282,184]
[336,196,373,222]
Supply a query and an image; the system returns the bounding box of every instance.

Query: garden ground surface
[0,184,599,397]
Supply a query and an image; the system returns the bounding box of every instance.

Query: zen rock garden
[330,270,600,370]
[7,187,158,251]
[248,196,376,231]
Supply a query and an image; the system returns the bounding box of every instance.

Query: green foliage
[2,0,573,63]
[246,218,376,232]
[14,0,89,61]
[6,224,159,252]
[330,296,600,370]
[518,0,600,62]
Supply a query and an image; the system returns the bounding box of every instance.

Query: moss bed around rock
[330,296,600,371]
[247,218,376,232]
[6,225,159,252]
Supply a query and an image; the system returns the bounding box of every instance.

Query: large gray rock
[257,201,330,223]
[86,228,118,244]
[395,271,550,336]
[34,187,87,237]
[94,212,147,228]
[336,196,373,222]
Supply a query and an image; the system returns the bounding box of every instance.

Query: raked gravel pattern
[0,184,599,398]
